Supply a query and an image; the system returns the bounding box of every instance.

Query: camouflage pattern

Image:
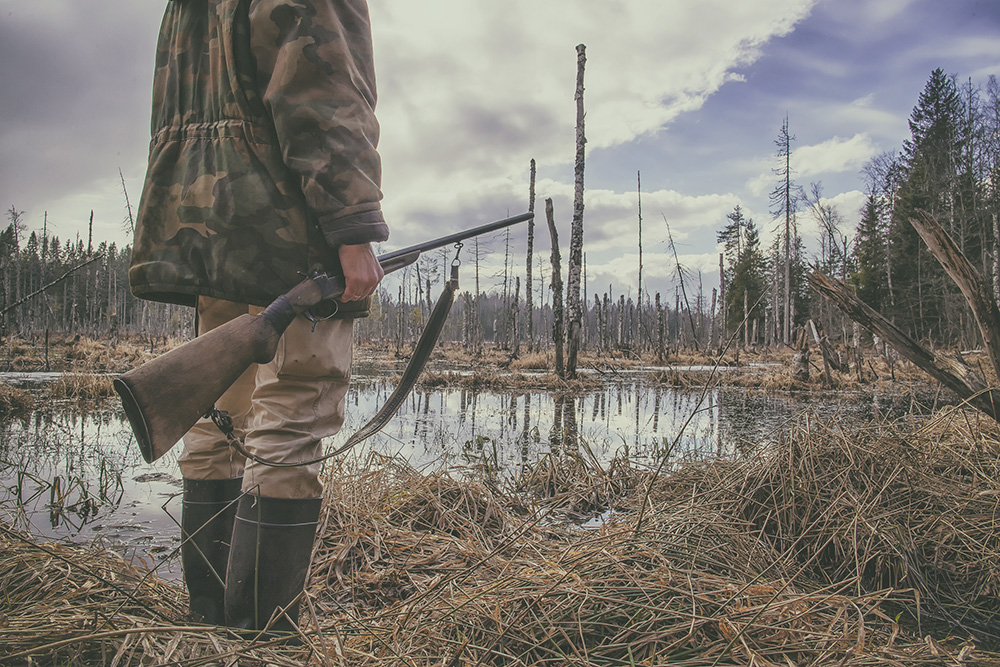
[130,0,388,313]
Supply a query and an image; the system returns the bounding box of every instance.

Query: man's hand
[338,242,384,301]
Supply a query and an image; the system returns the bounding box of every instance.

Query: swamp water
[0,370,918,581]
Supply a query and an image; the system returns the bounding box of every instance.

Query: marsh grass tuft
[0,382,34,417]
[47,373,117,401]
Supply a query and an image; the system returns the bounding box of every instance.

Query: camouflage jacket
[130,0,389,314]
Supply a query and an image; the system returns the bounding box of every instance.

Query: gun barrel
[377,212,533,266]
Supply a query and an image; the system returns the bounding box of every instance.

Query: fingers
[338,242,385,301]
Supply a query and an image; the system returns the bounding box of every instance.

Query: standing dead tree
[525,159,536,351]
[662,215,700,351]
[565,43,587,379]
[545,198,565,378]
[637,171,644,351]
[809,210,1000,423]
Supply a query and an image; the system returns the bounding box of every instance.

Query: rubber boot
[224,494,322,633]
[180,477,243,624]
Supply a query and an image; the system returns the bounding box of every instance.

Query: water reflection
[1,374,917,580]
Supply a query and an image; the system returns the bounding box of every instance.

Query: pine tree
[891,68,965,340]
[718,206,766,344]
[851,194,888,312]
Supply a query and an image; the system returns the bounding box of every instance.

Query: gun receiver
[114,212,533,463]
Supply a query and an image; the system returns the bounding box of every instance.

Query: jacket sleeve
[249,0,389,247]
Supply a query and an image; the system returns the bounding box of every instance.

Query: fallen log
[909,210,1000,381]
[807,270,1000,422]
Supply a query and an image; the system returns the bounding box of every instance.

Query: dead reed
[3,412,1000,665]
[0,382,34,417]
[46,372,117,400]
[2,333,173,374]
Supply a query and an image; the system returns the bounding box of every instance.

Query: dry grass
[4,410,1000,665]
[47,373,117,401]
[2,334,177,374]
[639,408,1000,640]
[0,382,34,418]
[508,350,551,370]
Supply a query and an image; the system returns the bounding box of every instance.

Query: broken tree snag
[792,325,810,383]
[809,318,845,376]
[909,210,1000,382]
[808,319,833,385]
[807,270,1000,423]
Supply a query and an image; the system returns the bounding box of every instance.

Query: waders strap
[210,254,461,468]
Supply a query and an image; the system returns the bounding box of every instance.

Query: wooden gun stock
[114,212,532,463]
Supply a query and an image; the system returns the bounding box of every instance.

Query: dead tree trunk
[808,271,1000,422]
[656,292,666,362]
[545,198,565,378]
[910,211,1000,381]
[992,212,1000,304]
[709,287,717,352]
[637,170,644,347]
[565,43,587,379]
[791,325,810,383]
[664,215,699,351]
[510,277,520,358]
[809,319,833,385]
[526,159,536,351]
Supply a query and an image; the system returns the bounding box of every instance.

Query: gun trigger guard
[305,302,339,332]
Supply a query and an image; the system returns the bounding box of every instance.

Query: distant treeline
[5,68,998,359]
[0,213,705,360]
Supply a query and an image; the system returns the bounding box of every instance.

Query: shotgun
[114,211,533,463]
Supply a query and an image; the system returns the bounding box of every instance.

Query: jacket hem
[130,283,371,319]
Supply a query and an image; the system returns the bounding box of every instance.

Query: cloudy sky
[2,0,999,303]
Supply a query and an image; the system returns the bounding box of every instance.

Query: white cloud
[851,93,876,108]
[371,0,817,229]
[744,134,878,202]
[793,134,879,178]
[19,0,993,304]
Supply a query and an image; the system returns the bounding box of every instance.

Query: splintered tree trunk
[809,271,1000,422]
[565,43,587,379]
[910,211,1000,381]
[792,326,810,383]
[510,277,520,358]
[602,293,611,351]
[709,287,717,352]
[809,319,833,385]
[656,292,665,362]
[594,294,607,352]
[546,198,565,378]
[619,295,626,350]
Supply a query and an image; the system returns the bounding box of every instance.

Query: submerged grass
[2,410,1000,665]
[419,369,602,393]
